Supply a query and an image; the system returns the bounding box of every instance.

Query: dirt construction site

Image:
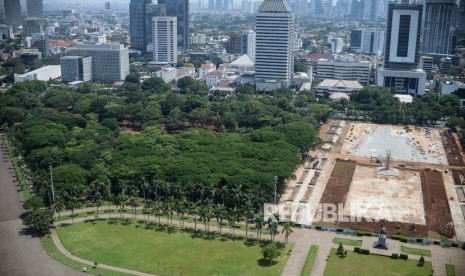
[279,120,465,242]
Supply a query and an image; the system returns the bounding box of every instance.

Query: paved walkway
[0,139,84,276]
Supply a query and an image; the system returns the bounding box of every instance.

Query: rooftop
[318,79,364,90]
[231,54,255,67]
[258,0,291,13]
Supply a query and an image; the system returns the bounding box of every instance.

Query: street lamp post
[274,176,278,205]
[49,165,56,204]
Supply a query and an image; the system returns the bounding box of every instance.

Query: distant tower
[369,0,378,21]
[152,16,178,66]
[4,0,22,27]
[158,0,190,50]
[105,1,111,10]
[422,0,457,54]
[255,0,294,91]
[26,0,44,19]
[130,0,151,51]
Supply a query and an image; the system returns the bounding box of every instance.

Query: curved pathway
[0,140,84,276]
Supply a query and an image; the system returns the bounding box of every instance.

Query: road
[0,140,84,276]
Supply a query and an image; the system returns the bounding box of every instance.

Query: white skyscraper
[152,16,178,66]
[377,1,426,96]
[245,29,256,59]
[255,0,294,92]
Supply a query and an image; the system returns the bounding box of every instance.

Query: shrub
[391,253,399,259]
[354,247,360,253]
[399,253,408,260]
[359,249,370,255]
[356,232,364,236]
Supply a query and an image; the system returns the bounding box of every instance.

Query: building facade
[26,0,43,18]
[316,57,371,85]
[158,0,189,50]
[351,28,385,56]
[152,16,178,66]
[255,0,293,91]
[130,0,151,51]
[23,18,44,37]
[60,56,93,83]
[4,0,22,27]
[67,44,129,83]
[422,0,457,55]
[242,29,256,59]
[377,0,426,96]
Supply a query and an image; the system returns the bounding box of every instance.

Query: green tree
[22,209,54,235]
[417,255,425,267]
[261,243,281,265]
[337,242,345,258]
[281,222,294,243]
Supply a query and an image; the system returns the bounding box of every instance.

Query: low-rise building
[155,67,177,83]
[60,56,92,83]
[205,70,222,87]
[315,79,363,95]
[237,72,255,86]
[199,62,216,79]
[14,65,61,83]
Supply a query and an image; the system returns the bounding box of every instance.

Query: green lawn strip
[445,264,456,276]
[300,245,319,276]
[56,220,293,276]
[324,249,433,276]
[40,235,129,276]
[400,246,431,257]
[332,237,362,247]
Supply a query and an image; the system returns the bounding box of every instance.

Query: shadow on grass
[257,259,277,267]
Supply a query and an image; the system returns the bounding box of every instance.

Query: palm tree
[113,193,127,220]
[151,200,163,224]
[214,203,226,234]
[128,196,139,218]
[93,192,103,217]
[177,197,188,228]
[219,184,229,205]
[66,196,78,223]
[281,222,294,243]
[243,200,254,239]
[267,220,278,242]
[232,184,243,209]
[143,199,152,221]
[254,212,265,240]
[190,201,200,231]
[53,196,65,223]
[167,196,176,225]
[203,199,213,232]
[227,211,237,235]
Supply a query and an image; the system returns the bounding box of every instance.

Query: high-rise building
[458,0,465,33]
[369,0,378,20]
[146,3,167,51]
[255,0,293,91]
[226,33,243,54]
[242,29,256,59]
[152,16,177,66]
[23,17,44,37]
[158,0,189,50]
[350,28,385,56]
[130,0,151,51]
[316,56,371,85]
[350,0,365,20]
[26,0,43,18]
[67,44,129,83]
[215,0,223,10]
[60,56,93,83]
[422,0,457,55]
[4,0,22,27]
[377,0,426,96]
[105,1,111,10]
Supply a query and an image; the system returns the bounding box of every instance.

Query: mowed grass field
[56,220,292,276]
[324,249,433,276]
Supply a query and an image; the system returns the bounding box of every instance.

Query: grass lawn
[400,246,431,257]
[56,220,292,276]
[445,264,456,276]
[40,236,128,276]
[332,237,362,247]
[300,245,319,276]
[324,249,433,276]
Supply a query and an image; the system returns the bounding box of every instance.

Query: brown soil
[319,160,356,205]
[441,130,465,166]
[421,170,455,238]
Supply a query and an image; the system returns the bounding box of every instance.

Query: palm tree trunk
[246,220,248,239]
[194,215,197,231]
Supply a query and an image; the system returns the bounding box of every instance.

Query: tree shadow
[120,218,132,226]
[257,259,277,267]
